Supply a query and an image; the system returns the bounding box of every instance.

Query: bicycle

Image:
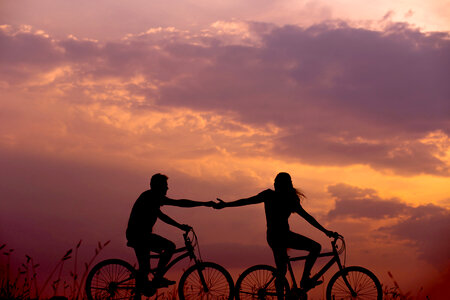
[85,228,234,300]
[235,235,382,300]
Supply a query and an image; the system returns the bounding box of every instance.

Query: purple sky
[1,1,450,298]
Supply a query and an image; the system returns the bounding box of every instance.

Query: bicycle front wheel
[178,262,234,300]
[235,264,290,300]
[326,266,382,300]
[85,259,139,300]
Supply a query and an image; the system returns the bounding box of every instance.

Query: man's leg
[148,234,176,284]
[133,246,151,285]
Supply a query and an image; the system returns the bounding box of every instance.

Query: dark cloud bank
[327,183,450,266]
[1,21,449,176]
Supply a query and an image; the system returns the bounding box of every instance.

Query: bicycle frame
[235,235,380,300]
[146,230,213,295]
[147,231,200,277]
[86,229,235,300]
[285,237,351,292]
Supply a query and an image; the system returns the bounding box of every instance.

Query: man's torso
[126,190,161,241]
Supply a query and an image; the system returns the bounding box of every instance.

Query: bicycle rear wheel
[178,262,234,300]
[326,266,382,300]
[235,264,290,300]
[85,259,139,300]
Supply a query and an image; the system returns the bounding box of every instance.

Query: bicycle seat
[126,241,161,256]
[127,241,154,248]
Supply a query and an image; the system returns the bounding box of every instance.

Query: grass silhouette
[382,271,429,300]
[1,241,109,300]
[2,243,433,299]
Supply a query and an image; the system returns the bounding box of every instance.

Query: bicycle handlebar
[183,227,194,241]
[335,233,344,240]
[331,234,344,244]
[182,227,203,261]
[331,234,346,256]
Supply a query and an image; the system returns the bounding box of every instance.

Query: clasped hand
[204,199,226,209]
[212,198,226,209]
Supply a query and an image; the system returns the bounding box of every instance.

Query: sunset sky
[1,0,449,298]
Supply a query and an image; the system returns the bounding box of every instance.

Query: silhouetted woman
[215,172,337,299]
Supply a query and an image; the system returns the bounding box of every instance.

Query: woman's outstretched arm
[215,194,263,209]
[163,197,215,207]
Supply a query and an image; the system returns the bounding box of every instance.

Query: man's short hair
[150,173,168,189]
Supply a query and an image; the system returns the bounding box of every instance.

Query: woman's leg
[285,232,321,287]
[271,246,288,300]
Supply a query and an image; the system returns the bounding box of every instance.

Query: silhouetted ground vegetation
[381,271,429,300]
[1,242,433,299]
[0,241,109,300]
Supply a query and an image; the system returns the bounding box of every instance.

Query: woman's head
[274,172,306,200]
[274,172,294,192]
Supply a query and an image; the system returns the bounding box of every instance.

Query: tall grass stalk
[74,240,110,300]
[1,241,110,300]
[383,271,427,300]
[39,249,72,299]
[69,240,82,298]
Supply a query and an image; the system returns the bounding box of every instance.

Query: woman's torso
[261,189,298,244]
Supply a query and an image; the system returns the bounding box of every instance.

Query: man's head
[150,173,169,196]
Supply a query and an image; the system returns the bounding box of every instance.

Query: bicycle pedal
[287,289,307,300]
[139,285,156,297]
[312,280,323,287]
[153,278,176,288]
[157,282,173,288]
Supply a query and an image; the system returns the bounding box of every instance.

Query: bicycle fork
[337,270,357,297]
[194,262,210,293]
[335,258,357,297]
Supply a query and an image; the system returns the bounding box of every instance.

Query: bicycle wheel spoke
[327,267,381,300]
[90,286,109,291]
[86,259,137,300]
[236,266,287,300]
[179,263,233,300]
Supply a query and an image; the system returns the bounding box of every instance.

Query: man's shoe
[141,283,156,297]
[136,280,156,297]
[152,277,176,287]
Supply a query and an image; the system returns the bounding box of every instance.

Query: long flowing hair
[274,172,306,203]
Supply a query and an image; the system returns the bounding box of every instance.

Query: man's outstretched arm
[214,194,263,209]
[163,197,214,208]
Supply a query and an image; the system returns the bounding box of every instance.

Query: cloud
[327,183,450,266]
[327,183,408,219]
[380,204,450,266]
[157,22,450,175]
[1,21,449,176]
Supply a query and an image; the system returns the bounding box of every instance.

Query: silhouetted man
[126,173,213,292]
